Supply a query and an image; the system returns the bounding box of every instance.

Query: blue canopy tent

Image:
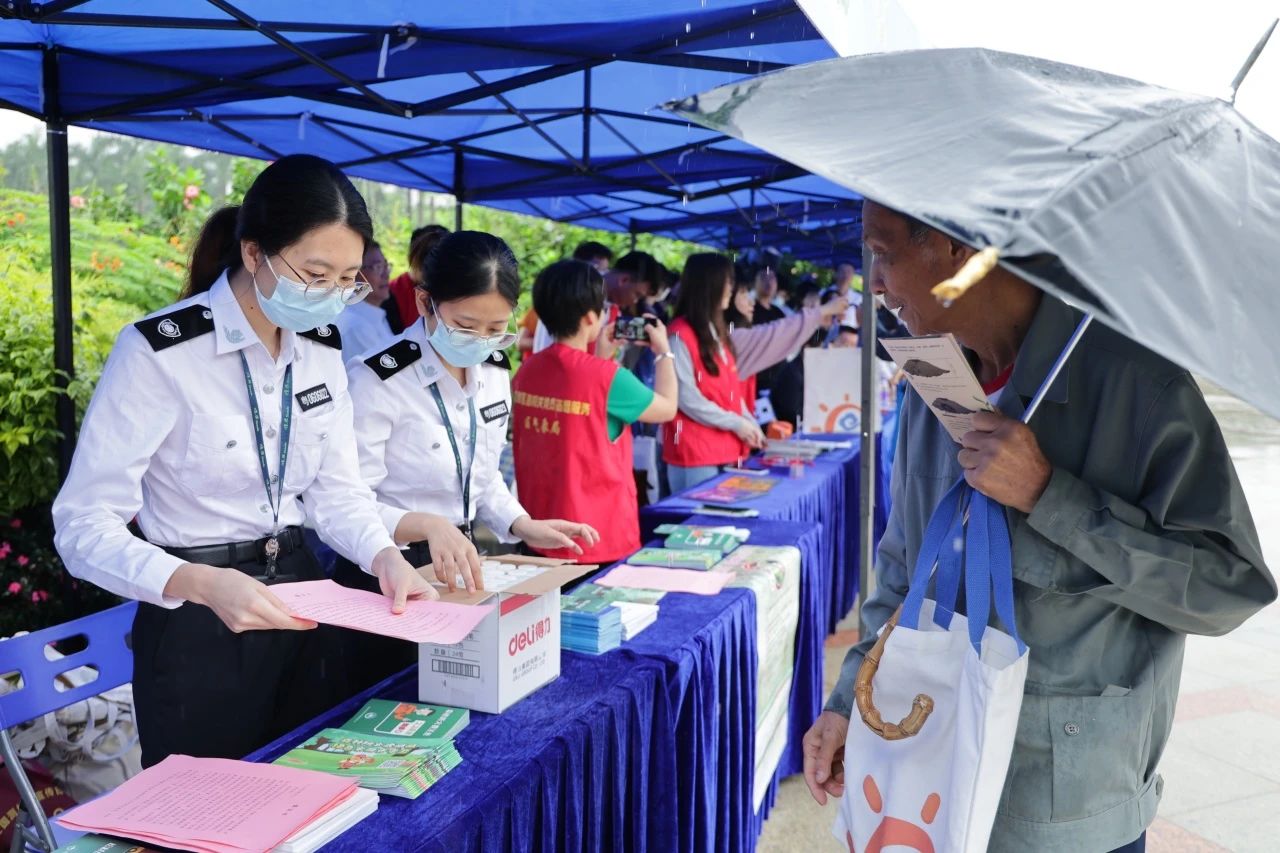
[0,0,864,476]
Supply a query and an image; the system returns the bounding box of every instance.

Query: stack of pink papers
[57,755,358,853]
[272,580,493,644]
[596,565,733,596]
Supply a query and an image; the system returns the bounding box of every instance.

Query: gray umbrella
[665,46,1280,419]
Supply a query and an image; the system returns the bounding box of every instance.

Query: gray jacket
[827,295,1275,852]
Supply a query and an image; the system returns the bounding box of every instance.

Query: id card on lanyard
[239,351,292,578]
[429,383,477,540]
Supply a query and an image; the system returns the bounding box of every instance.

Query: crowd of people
[48,154,888,768]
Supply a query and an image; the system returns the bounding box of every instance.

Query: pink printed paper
[57,754,356,853]
[596,565,732,596]
[273,579,492,644]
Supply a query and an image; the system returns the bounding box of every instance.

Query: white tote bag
[833,481,1028,853]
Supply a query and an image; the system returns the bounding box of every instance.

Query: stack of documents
[561,584,664,654]
[654,523,750,554]
[274,699,468,799]
[55,755,376,853]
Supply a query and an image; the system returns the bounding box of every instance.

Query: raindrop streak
[685,22,691,33]
[750,32,755,40]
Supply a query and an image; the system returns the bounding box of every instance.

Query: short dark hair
[836,325,859,337]
[410,223,448,245]
[613,250,662,287]
[422,230,520,308]
[533,260,605,339]
[572,240,614,263]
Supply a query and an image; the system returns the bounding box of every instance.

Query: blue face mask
[428,314,499,368]
[255,258,348,332]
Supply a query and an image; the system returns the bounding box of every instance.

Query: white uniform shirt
[347,319,526,542]
[335,299,395,362]
[52,272,397,609]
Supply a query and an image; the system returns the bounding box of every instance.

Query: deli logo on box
[508,617,553,656]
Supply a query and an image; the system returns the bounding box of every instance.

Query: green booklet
[562,583,666,614]
[626,547,723,571]
[273,728,450,796]
[342,699,469,745]
[655,523,750,554]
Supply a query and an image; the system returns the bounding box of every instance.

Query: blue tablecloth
[641,436,889,634]
[243,521,822,852]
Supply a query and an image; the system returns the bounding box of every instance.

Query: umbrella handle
[931,246,1000,306]
[854,607,935,740]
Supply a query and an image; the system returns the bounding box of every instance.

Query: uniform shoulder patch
[483,349,512,371]
[133,304,215,351]
[364,338,423,380]
[299,324,342,349]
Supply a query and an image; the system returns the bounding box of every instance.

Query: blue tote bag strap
[900,478,968,631]
[965,490,1026,654]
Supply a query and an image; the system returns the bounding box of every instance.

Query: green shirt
[606,368,654,442]
[828,295,1275,852]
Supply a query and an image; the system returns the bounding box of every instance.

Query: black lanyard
[239,351,292,576]
[428,383,477,538]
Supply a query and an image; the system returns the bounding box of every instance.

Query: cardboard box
[417,555,596,714]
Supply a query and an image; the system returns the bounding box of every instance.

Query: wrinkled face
[862,201,958,336]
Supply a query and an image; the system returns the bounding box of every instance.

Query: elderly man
[804,200,1276,853]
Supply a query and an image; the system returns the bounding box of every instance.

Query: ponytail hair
[182,154,374,297]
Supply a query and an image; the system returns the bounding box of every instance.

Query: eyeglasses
[269,255,372,305]
[431,300,518,349]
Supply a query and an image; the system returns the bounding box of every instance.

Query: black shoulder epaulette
[364,338,423,380]
[483,349,512,371]
[299,324,342,349]
[133,304,215,351]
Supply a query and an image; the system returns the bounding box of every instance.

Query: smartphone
[614,316,656,342]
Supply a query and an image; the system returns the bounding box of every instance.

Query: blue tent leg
[44,48,76,484]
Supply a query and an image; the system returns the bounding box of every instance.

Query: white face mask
[255,257,348,331]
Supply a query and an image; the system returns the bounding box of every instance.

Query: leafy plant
[145,147,212,238]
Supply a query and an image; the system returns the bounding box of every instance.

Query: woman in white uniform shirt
[339,232,597,679]
[52,156,434,766]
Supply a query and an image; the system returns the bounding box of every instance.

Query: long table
[641,436,889,634]
[245,519,823,853]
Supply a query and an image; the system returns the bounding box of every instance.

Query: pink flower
[184,184,201,200]
[70,195,86,209]
[6,582,20,595]
[0,542,10,559]
[17,555,30,567]
[9,518,20,528]
[34,590,48,603]
[30,591,38,603]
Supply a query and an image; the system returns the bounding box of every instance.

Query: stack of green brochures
[273,700,468,799]
[626,547,723,571]
[561,584,664,653]
[654,523,750,554]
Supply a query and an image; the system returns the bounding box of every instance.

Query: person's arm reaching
[732,296,849,378]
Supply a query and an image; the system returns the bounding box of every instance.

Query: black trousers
[332,554,419,695]
[131,546,349,767]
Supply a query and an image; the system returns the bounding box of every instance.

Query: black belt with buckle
[158,526,307,581]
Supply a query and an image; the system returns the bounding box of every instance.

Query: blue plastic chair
[0,601,137,853]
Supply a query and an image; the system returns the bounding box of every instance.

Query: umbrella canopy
[666,47,1280,418]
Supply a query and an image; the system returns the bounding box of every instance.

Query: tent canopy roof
[2,0,862,260]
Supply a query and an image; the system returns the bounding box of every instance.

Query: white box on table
[417,555,595,714]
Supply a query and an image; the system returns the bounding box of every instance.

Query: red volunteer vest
[663,318,750,467]
[512,344,639,563]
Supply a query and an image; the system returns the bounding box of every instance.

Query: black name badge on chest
[295,383,333,412]
[480,401,509,424]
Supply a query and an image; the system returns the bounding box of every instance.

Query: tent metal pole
[44,47,77,483]
[582,68,592,169]
[857,242,877,632]
[453,150,464,231]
